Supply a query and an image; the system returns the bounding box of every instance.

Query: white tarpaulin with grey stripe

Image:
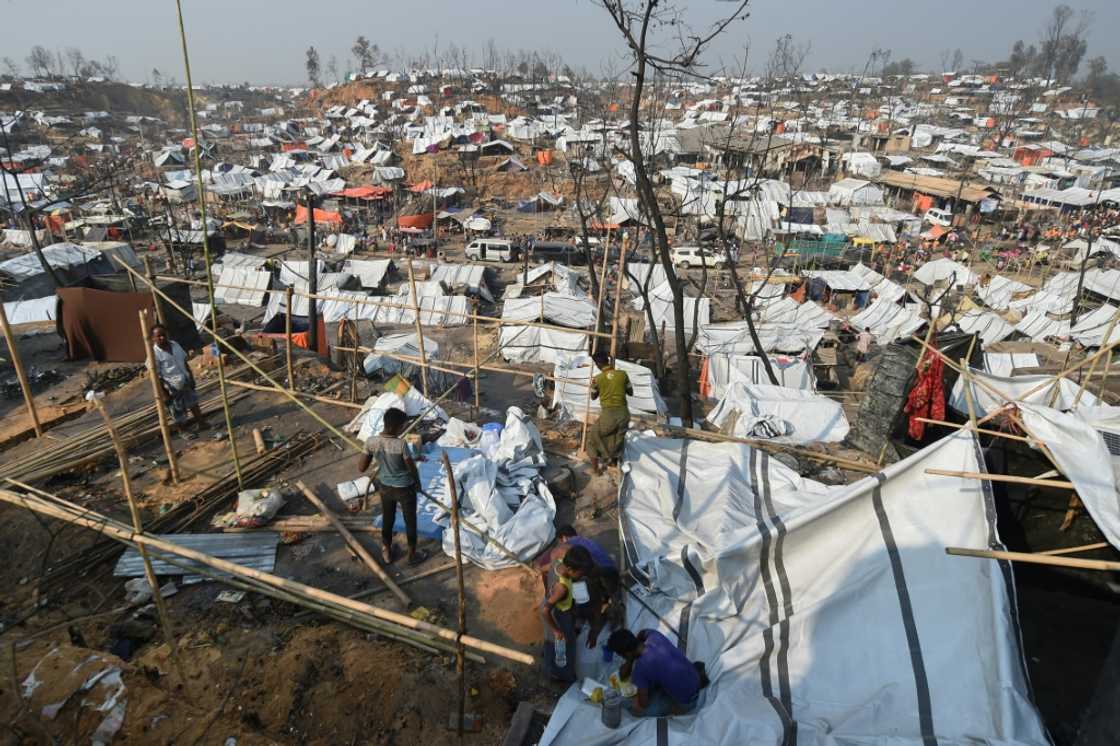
[540,431,1047,745]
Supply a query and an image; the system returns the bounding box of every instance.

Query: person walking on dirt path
[587,351,632,474]
[149,324,206,433]
[357,407,429,566]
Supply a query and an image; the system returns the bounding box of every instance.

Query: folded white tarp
[850,297,925,343]
[704,353,814,400]
[346,386,448,441]
[540,431,1047,745]
[342,258,393,289]
[955,309,1015,346]
[707,382,849,444]
[552,357,666,423]
[214,268,270,306]
[1019,403,1120,550]
[949,367,1100,417]
[2,296,57,324]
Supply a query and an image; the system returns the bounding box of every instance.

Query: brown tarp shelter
[56,280,199,362]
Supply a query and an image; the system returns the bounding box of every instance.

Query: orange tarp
[536,150,553,166]
[398,213,434,230]
[335,185,391,200]
[294,205,343,226]
[408,181,433,193]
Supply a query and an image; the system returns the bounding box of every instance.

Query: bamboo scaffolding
[0,486,534,665]
[225,379,365,410]
[912,417,1038,444]
[946,546,1120,572]
[405,260,429,398]
[442,451,468,738]
[151,274,613,339]
[296,481,411,606]
[0,299,42,438]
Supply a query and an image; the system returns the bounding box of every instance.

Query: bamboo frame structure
[947,546,1120,572]
[0,299,42,438]
[924,468,1074,490]
[0,486,535,665]
[442,451,468,738]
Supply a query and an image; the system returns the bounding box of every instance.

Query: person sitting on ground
[607,628,709,717]
[587,350,633,474]
[357,407,429,566]
[536,526,619,647]
[149,324,206,432]
[539,544,595,683]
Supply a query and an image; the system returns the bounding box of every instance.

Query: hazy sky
[1,0,1117,85]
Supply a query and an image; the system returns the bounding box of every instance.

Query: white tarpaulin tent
[955,309,1016,346]
[949,367,1100,417]
[342,258,393,289]
[552,356,666,423]
[499,293,596,364]
[1019,403,1120,550]
[706,382,849,444]
[703,353,815,400]
[976,275,1032,311]
[911,258,979,287]
[694,322,822,356]
[632,281,711,332]
[539,431,1047,745]
[850,298,925,343]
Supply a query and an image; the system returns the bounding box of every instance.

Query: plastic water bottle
[553,637,567,668]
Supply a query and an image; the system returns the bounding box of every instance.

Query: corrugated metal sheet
[113,533,280,582]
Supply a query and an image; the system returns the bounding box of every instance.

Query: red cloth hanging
[904,348,945,439]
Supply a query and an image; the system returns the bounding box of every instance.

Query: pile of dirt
[474,568,544,646]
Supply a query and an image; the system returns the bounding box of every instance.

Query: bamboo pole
[0,487,535,665]
[331,344,557,384]
[1016,336,1120,404]
[143,255,165,326]
[406,259,429,398]
[91,400,188,689]
[961,358,978,426]
[924,468,1074,489]
[442,452,468,739]
[912,417,1038,444]
[0,300,42,438]
[946,546,1120,572]
[472,300,480,418]
[296,481,411,606]
[609,243,629,359]
[139,310,180,484]
[174,0,243,489]
[223,379,367,409]
[1039,542,1110,556]
[285,286,294,390]
[579,250,613,454]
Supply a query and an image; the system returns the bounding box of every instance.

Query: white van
[923,208,953,227]
[465,238,517,262]
[671,245,726,270]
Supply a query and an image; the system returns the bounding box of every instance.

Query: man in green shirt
[588,351,633,474]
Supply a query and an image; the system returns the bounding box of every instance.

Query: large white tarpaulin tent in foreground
[540,431,1048,745]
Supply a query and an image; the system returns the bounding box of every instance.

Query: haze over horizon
[1,0,1117,86]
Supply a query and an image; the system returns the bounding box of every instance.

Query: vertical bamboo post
[472,300,481,418]
[139,310,180,483]
[610,242,629,359]
[961,358,978,427]
[92,400,188,690]
[406,260,429,398]
[143,255,165,326]
[579,237,613,454]
[0,301,42,438]
[441,452,467,740]
[284,286,294,390]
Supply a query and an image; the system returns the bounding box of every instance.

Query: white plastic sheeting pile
[439,407,557,569]
[551,356,666,423]
[345,386,448,441]
[949,367,1100,417]
[707,382,849,444]
[540,432,1048,745]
